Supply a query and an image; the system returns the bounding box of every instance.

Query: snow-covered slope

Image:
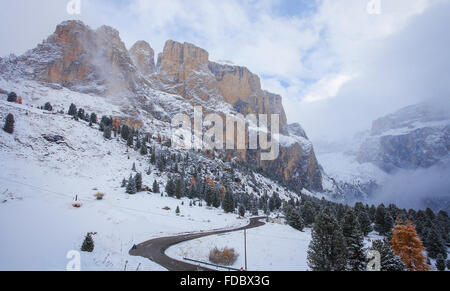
[0,98,253,270]
[0,77,311,270]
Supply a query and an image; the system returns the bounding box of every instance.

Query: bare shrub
[94,193,105,200]
[209,247,239,266]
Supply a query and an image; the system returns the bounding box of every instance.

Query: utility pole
[244,229,248,271]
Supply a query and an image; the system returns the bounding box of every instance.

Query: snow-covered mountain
[317,101,450,210]
[0,20,322,193]
[358,102,450,172]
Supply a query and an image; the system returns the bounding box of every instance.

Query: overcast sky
[1,0,449,142]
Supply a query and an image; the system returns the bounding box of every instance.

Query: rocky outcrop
[358,102,450,172]
[129,41,155,76]
[155,40,288,133]
[3,20,138,95]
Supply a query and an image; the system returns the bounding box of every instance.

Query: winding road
[129,217,266,271]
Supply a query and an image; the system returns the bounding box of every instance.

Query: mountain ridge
[0,20,323,192]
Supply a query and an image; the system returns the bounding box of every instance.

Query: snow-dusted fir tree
[81,233,94,252]
[342,209,366,271]
[285,205,304,231]
[134,173,143,192]
[357,210,373,236]
[126,175,137,194]
[371,239,405,271]
[424,226,447,259]
[436,254,446,271]
[222,188,234,213]
[103,126,112,139]
[165,177,176,197]
[152,180,159,194]
[3,113,15,134]
[7,92,17,103]
[140,142,148,156]
[307,209,347,271]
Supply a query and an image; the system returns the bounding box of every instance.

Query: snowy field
[167,222,311,271]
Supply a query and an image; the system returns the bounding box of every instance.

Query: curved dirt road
[129,217,266,271]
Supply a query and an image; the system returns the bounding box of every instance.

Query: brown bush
[209,247,239,266]
[94,193,105,200]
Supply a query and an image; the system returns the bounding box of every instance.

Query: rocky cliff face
[153,40,288,133]
[358,102,450,172]
[1,20,138,95]
[0,20,322,192]
[129,41,155,76]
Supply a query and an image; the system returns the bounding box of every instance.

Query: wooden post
[244,229,248,271]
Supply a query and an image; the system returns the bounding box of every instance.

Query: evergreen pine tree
[213,190,221,209]
[375,204,386,234]
[301,201,315,226]
[369,205,377,222]
[342,210,366,271]
[77,108,85,120]
[81,233,94,252]
[357,210,373,236]
[382,211,394,236]
[239,205,246,217]
[44,102,53,111]
[3,113,15,134]
[121,125,130,140]
[222,188,235,213]
[153,180,159,193]
[127,135,134,147]
[103,126,112,139]
[135,138,142,150]
[126,176,137,194]
[132,162,136,172]
[286,206,304,231]
[205,186,213,207]
[7,92,17,102]
[140,142,148,156]
[436,254,446,271]
[307,209,347,271]
[166,178,176,197]
[134,173,143,192]
[424,227,447,259]
[121,178,127,188]
[371,239,405,271]
[68,104,77,116]
[90,113,97,124]
[175,178,183,199]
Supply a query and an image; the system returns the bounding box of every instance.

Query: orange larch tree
[112,118,120,131]
[391,219,431,271]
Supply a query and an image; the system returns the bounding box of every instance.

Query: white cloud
[303,74,354,103]
[1,0,448,142]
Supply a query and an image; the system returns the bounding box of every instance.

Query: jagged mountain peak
[130,40,155,76]
[0,20,323,192]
